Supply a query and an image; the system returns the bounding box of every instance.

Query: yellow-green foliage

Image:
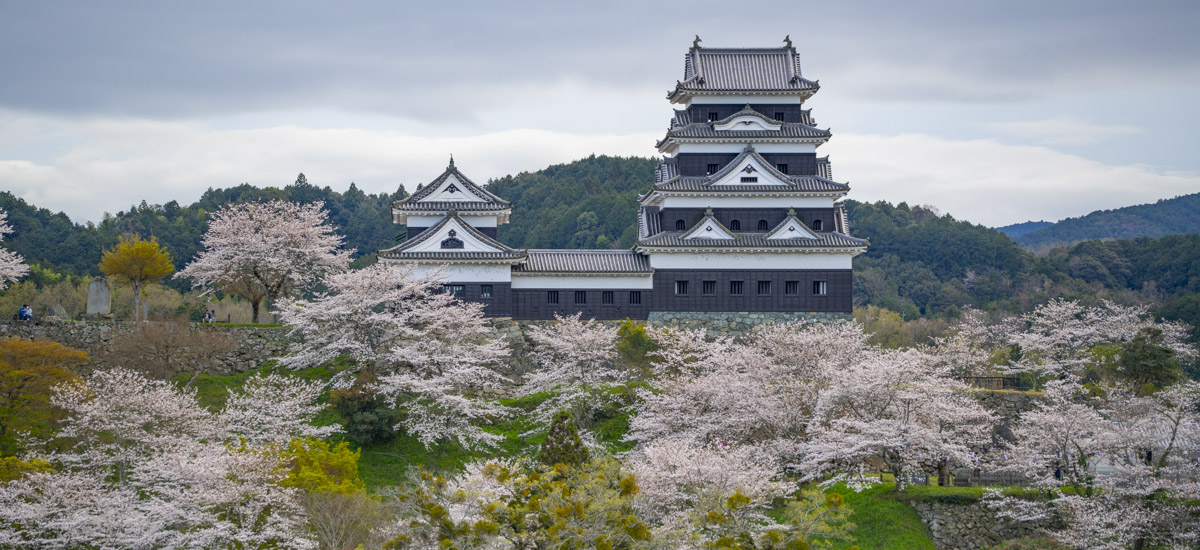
[0,339,87,455]
[0,456,53,482]
[615,319,656,377]
[280,438,366,495]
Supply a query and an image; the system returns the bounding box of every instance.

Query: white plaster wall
[689,95,805,105]
[511,275,654,289]
[382,262,513,283]
[674,143,818,154]
[407,215,498,228]
[659,196,836,209]
[647,252,853,270]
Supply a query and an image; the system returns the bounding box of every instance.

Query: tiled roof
[637,205,662,239]
[659,122,829,143]
[393,160,511,211]
[654,162,678,184]
[637,231,867,249]
[515,250,653,274]
[817,156,832,180]
[672,110,692,127]
[379,211,525,261]
[671,42,818,99]
[393,201,512,212]
[652,147,848,193]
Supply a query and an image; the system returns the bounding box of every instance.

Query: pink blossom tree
[176,200,352,323]
[0,368,333,548]
[521,313,620,440]
[0,209,28,290]
[276,263,512,450]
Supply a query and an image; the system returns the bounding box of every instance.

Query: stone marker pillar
[86,277,111,317]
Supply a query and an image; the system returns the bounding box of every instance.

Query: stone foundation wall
[646,311,852,339]
[906,499,1049,550]
[0,320,298,375]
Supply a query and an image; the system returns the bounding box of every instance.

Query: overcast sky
[2,0,1198,227]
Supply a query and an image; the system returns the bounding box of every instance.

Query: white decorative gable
[421,174,487,203]
[681,214,737,240]
[710,157,790,186]
[404,217,509,253]
[714,114,782,132]
[766,214,819,240]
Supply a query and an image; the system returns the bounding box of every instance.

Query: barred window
[706,163,719,175]
[629,291,642,305]
[757,219,769,231]
[702,280,716,295]
[480,285,493,299]
[813,219,824,231]
[813,281,828,296]
[776,163,788,174]
[784,281,799,295]
[757,280,772,295]
[547,291,559,304]
[729,220,741,231]
[675,280,689,295]
[676,219,686,230]
[730,280,744,295]
[575,291,587,304]
[602,291,614,305]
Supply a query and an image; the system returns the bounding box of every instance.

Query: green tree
[616,319,656,382]
[1118,327,1182,395]
[0,339,87,456]
[99,235,174,321]
[539,411,589,467]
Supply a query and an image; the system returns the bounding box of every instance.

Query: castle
[379,38,867,321]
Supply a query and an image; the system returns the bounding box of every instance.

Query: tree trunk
[132,281,142,322]
[251,298,262,324]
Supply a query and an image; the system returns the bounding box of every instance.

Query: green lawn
[828,484,934,550]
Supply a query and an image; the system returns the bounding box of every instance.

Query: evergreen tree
[539,411,589,467]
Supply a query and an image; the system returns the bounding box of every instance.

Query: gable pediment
[766,214,819,240]
[714,114,782,132]
[404,217,510,253]
[709,158,791,187]
[420,174,487,203]
[681,214,737,240]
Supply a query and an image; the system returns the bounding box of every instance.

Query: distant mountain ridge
[1010,193,1200,250]
[995,220,1053,239]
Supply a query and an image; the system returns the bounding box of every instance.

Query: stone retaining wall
[907,499,1049,550]
[647,311,851,338]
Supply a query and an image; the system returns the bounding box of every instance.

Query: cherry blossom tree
[276,263,511,450]
[0,368,335,548]
[986,379,1200,548]
[796,348,994,491]
[521,313,620,439]
[0,210,28,290]
[176,200,352,323]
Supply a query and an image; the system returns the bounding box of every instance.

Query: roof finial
[448,154,455,168]
[783,35,793,49]
[705,206,713,216]
[787,207,797,217]
[743,143,756,153]
[693,35,702,49]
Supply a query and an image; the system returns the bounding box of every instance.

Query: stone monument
[86,277,111,318]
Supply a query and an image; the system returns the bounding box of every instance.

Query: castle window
[675,219,686,230]
[730,280,744,295]
[812,219,823,231]
[740,176,758,183]
[602,291,614,305]
[629,291,642,305]
[547,291,559,304]
[675,280,689,295]
[575,291,587,304]
[706,163,719,175]
[785,281,799,295]
[481,285,493,299]
[774,111,785,121]
[443,284,465,297]
[440,229,464,249]
[757,219,769,231]
[757,280,772,295]
[813,281,828,296]
[729,220,741,231]
[776,163,788,174]
[707,112,719,122]
[702,280,716,295]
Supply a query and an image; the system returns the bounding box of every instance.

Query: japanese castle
[379,37,867,321]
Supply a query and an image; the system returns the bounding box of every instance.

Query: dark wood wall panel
[674,153,817,177]
[405,226,499,242]
[512,289,652,320]
[650,269,851,313]
[659,208,836,233]
[686,104,808,123]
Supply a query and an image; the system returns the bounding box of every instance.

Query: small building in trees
[380,38,867,321]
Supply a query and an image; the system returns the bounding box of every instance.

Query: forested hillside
[1,156,1197,335]
[1013,192,1200,250]
[995,220,1052,239]
[488,155,658,249]
[0,175,406,288]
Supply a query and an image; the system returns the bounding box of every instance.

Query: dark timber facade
[379,37,867,320]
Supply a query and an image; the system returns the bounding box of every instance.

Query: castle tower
[634,37,866,317]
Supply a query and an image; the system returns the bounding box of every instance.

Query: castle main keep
[379,38,867,321]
